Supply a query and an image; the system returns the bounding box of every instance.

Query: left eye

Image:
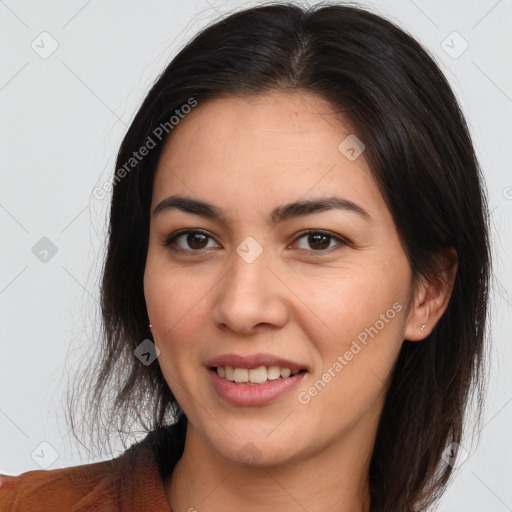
[292,231,347,252]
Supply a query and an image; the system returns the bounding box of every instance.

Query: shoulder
[0,454,135,512]
[0,416,186,512]
[0,443,165,511]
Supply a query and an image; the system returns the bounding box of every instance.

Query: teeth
[249,366,267,384]
[215,365,303,384]
[267,366,281,380]
[233,368,249,383]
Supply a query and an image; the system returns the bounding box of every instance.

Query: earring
[420,324,426,331]
[149,323,152,329]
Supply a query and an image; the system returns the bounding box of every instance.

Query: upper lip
[206,353,308,372]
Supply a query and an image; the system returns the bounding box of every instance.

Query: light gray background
[1,0,511,510]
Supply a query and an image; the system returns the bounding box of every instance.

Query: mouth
[206,358,308,406]
[211,365,307,385]
[205,353,309,406]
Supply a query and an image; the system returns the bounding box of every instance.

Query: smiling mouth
[211,365,308,385]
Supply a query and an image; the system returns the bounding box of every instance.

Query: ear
[403,247,458,341]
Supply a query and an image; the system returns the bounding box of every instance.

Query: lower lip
[209,368,307,406]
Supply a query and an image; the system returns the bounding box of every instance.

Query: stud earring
[149,323,152,329]
[420,324,426,331]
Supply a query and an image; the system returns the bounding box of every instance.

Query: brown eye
[307,233,331,250]
[293,230,348,252]
[164,230,220,252]
[186,232,208,249]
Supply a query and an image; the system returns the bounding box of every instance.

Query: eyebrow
[153,194,372,225]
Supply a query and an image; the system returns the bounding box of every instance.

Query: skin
[143,91,457,512]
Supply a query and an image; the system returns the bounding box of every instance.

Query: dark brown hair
[69,2,491,511]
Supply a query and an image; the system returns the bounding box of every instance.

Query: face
[144,91,417,467]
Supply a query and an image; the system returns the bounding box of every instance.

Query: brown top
[0,414,187,512]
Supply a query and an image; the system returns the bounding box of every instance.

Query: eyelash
[163,229,349,254]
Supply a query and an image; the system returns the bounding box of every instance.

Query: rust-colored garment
[0,414,187,511]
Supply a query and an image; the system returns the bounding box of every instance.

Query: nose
[212,247,289,335]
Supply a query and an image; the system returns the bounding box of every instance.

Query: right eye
[164,229,221,252]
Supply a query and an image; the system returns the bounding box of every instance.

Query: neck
[165,421,373,512]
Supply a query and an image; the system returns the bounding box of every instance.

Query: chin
[202,422,307,468]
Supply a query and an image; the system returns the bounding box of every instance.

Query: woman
[0,2,491,511]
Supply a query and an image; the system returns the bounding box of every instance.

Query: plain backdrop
[1,0,511,510]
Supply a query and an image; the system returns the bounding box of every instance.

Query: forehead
[152,91,384,219]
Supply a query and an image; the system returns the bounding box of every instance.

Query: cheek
[303,262,406,346]
[144,259,204,355]
[297,265,407,411]
[144,267,210,404]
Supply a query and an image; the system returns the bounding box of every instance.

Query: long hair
[68,3,491,511]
